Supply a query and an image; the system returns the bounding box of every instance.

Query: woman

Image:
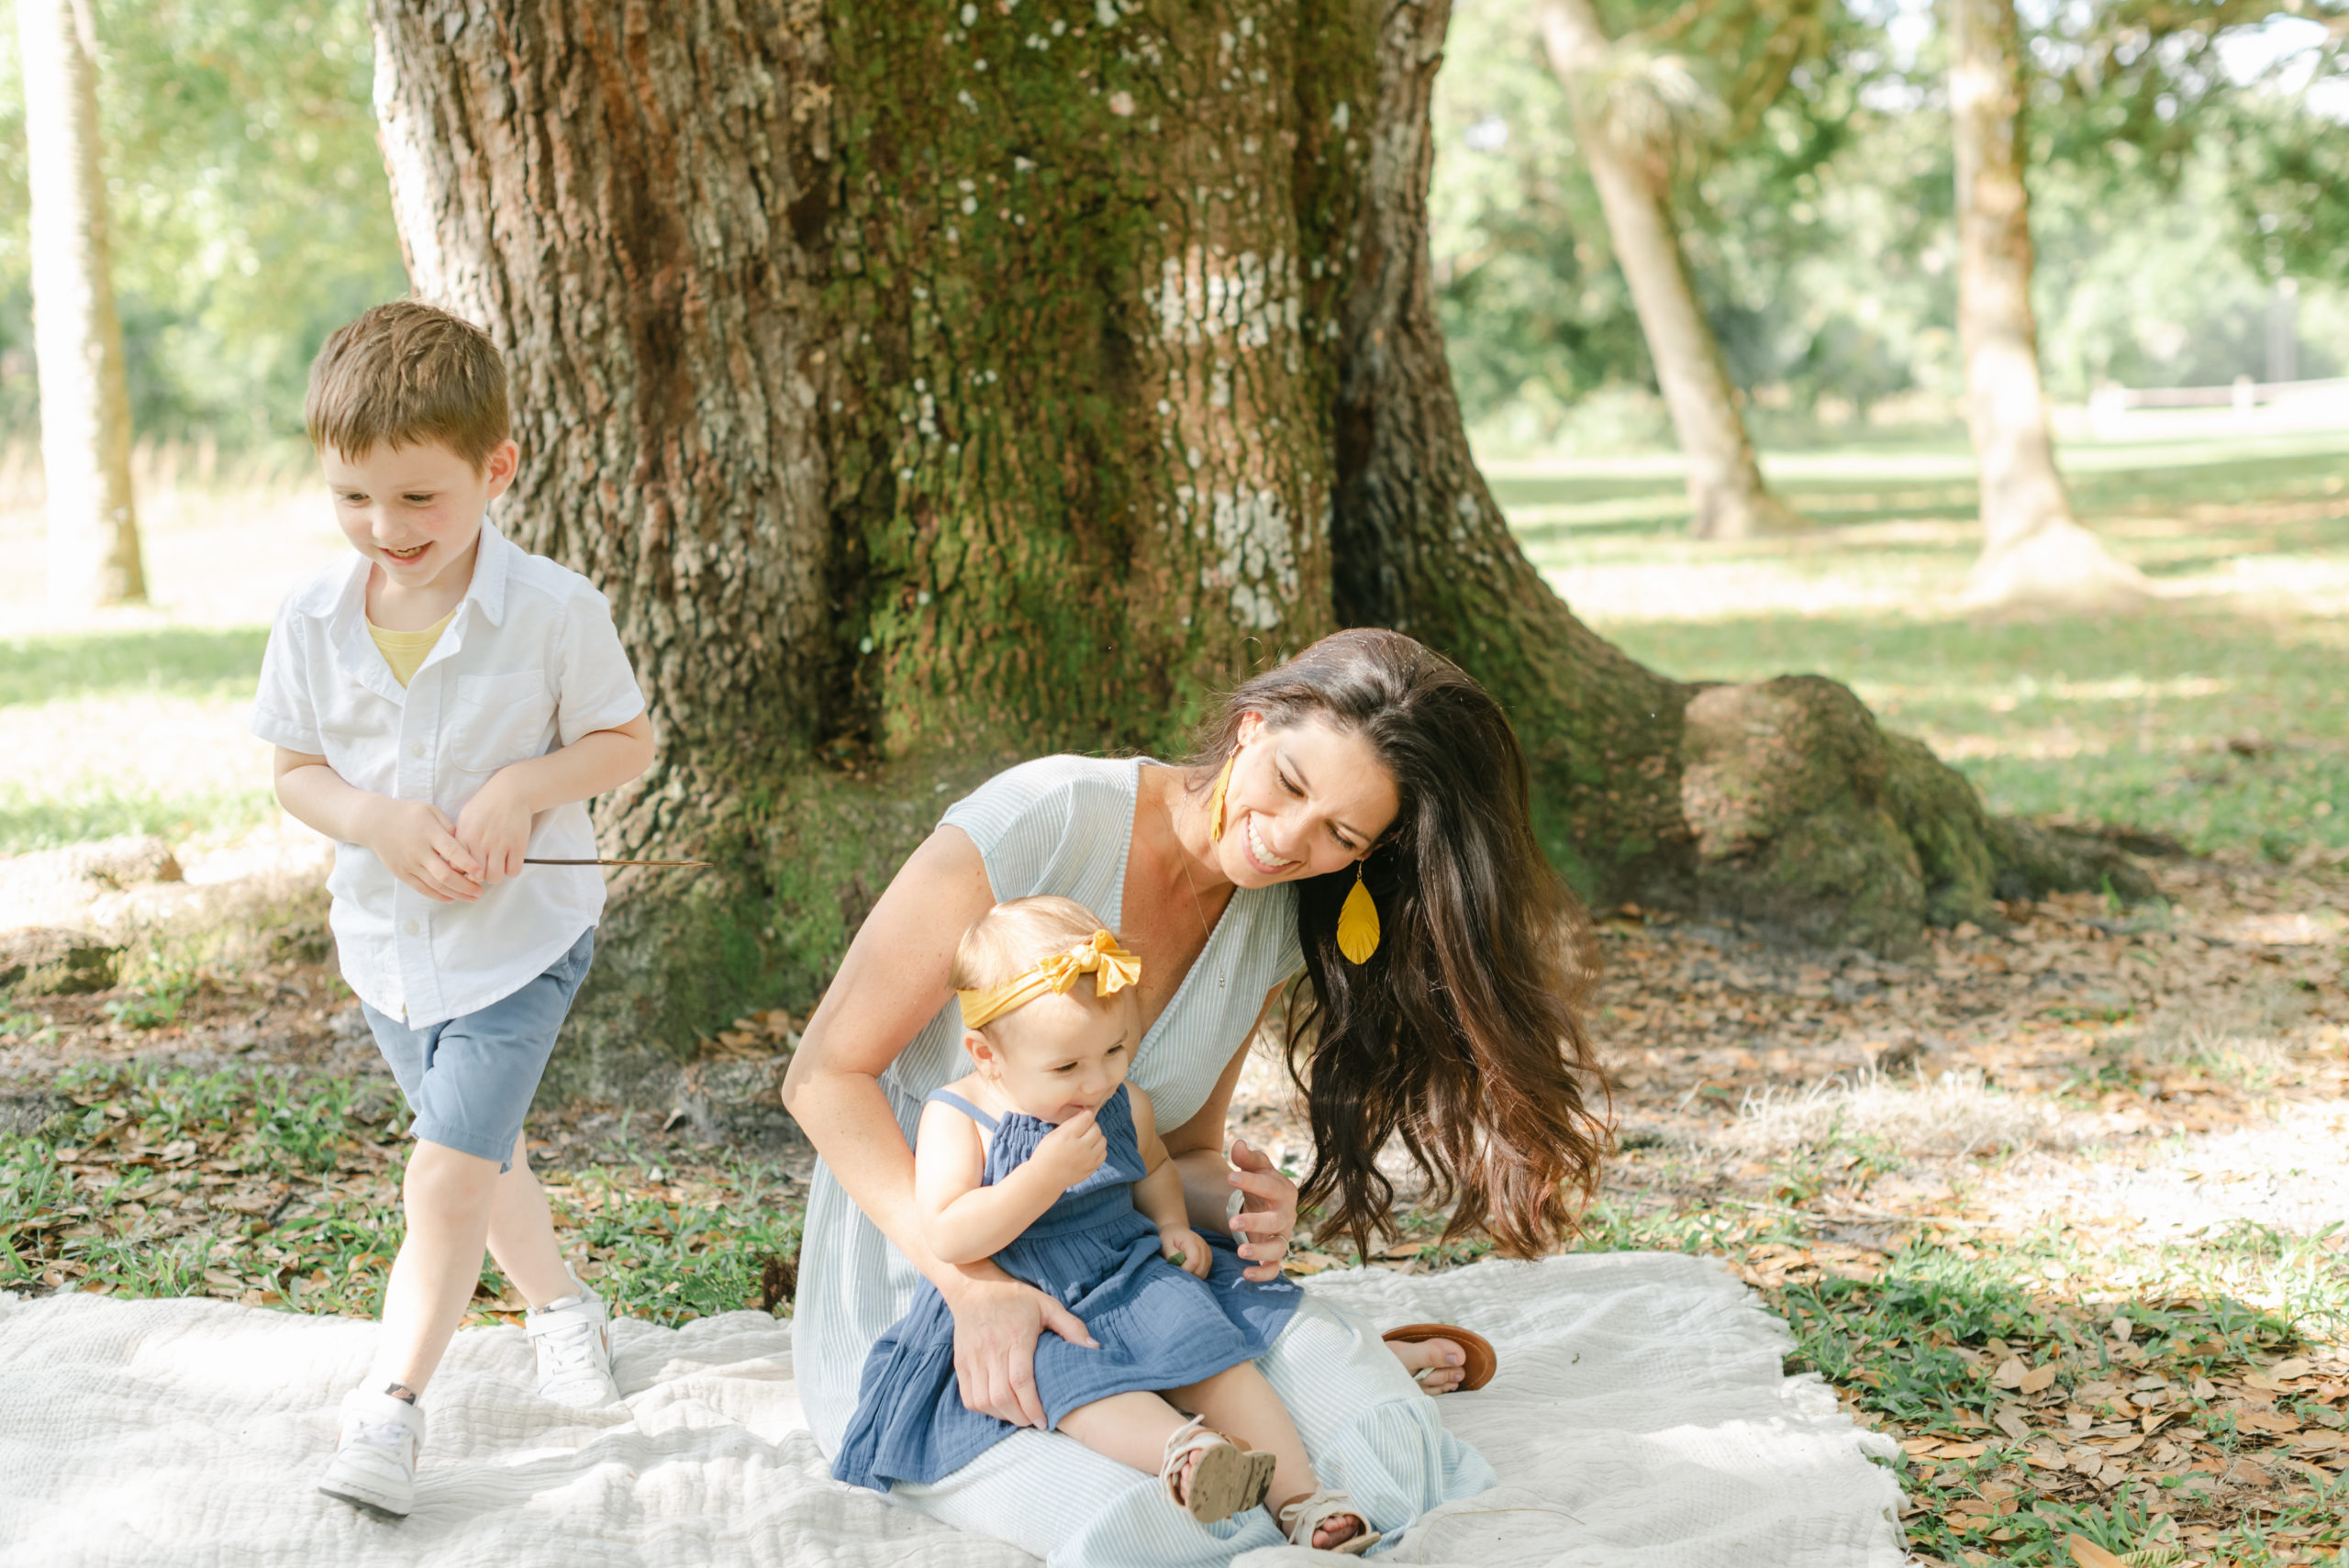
[781,628,1607,1562]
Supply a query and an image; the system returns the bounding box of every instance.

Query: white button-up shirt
[251,524,646,1026]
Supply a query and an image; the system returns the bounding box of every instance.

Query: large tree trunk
[1948,0,2143,608]
[1532,0,1798,541]
[17,0,145,609]
[369,0,2143,1101]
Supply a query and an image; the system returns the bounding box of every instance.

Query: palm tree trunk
[1534,0,1798,540]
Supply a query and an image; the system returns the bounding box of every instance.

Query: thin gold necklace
[1173,782,1228,991]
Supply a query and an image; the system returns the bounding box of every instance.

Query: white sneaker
[318,1387,424,1518]
[526,1270,620,1408]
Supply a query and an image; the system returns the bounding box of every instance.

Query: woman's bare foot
[1386,1334,1466,1393]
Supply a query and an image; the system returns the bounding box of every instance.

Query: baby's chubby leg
[1057,1390,1275,1524]
[1053,1390,1195,1474]
[1165,1362,1366,1550]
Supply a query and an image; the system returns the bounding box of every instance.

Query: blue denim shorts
[362,927,595,1171]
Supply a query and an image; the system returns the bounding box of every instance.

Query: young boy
[251,300,656,1518]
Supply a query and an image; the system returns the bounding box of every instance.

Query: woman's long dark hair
[1193,628,1607,1259]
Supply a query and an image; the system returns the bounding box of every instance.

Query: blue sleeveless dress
[830,1082,1302,1493]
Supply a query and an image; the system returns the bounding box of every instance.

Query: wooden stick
[523,857,713,869]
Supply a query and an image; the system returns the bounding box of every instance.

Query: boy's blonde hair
[951,895,1119,1018]
[306,300,511,469]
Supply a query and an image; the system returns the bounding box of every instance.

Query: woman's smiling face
[1210,713,1399,887]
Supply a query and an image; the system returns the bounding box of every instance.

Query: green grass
[0,781,276,854]
[0,625,275,853]
[0,628,269,708]
[1,1063,801,1327]
[1490,428,2349,858]
[1487,429,2349,540]
[1551,1191,2345,1567]
[1609,607,2349,857]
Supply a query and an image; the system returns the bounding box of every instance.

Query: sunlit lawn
[6,423,2349,1565]
[1496,426,2349,860]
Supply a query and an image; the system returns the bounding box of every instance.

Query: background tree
[1533,0,1798,539]
[1431,0,2349,462]
[17,0,142,607]
[362,0,2137,1095]
[1949,0,2151,607]
[0,0,404,449]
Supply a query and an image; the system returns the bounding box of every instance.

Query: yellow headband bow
[958,929,1143,1030]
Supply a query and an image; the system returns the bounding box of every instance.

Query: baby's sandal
[1159,1414,1278,1523]
[1279,1489,1381,1555]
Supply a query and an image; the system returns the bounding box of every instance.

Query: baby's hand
[1031,1107,1107,1188]
[365,798,482,902]
[1159,1225,1210,1280]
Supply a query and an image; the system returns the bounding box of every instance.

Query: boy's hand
[364,799,483,903]
[454,772,535,886]
[1159,1224,1211,1280]
[1031,1107,1107,1189]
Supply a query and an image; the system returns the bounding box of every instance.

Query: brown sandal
[1159,1414,1278,1523]
[1381,1323,1497,1392]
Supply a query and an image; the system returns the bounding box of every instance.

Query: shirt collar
[309,519,514,704]
[296,518,515,627]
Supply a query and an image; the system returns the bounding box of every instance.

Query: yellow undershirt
[368,608,457,687]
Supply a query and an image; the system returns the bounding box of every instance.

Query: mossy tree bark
[1948,0,2145,609]
[369,0,2146,1101]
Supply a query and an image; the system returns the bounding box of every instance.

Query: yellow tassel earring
[1208,751,1236,840]
[1336,863,1381,964]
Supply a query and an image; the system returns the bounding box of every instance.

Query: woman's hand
[1226,1137,1297,1282]
[1159,1224,1212,1280]
[947,1272,1098,1429]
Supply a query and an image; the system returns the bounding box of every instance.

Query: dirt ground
[6,842,2347,1562]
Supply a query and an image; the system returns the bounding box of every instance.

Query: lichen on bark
[367,0,2162,1103]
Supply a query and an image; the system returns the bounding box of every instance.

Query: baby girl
[829,895,1377,1552]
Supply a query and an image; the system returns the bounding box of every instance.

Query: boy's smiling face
[323,437,518,596]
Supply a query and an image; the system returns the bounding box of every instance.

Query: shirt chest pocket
[442,669,554,774]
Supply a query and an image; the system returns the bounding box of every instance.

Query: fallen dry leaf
[2067,1532,2129,1568]
[2238,1409,2303,1434]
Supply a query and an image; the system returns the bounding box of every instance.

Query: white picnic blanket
[0,1253,1903,1567]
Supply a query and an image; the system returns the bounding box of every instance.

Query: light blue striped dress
[796,755,1497,1563]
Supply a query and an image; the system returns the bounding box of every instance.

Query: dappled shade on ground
[9,847,2348,1563]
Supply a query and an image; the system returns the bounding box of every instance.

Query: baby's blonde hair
[951,895,1120,1029]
